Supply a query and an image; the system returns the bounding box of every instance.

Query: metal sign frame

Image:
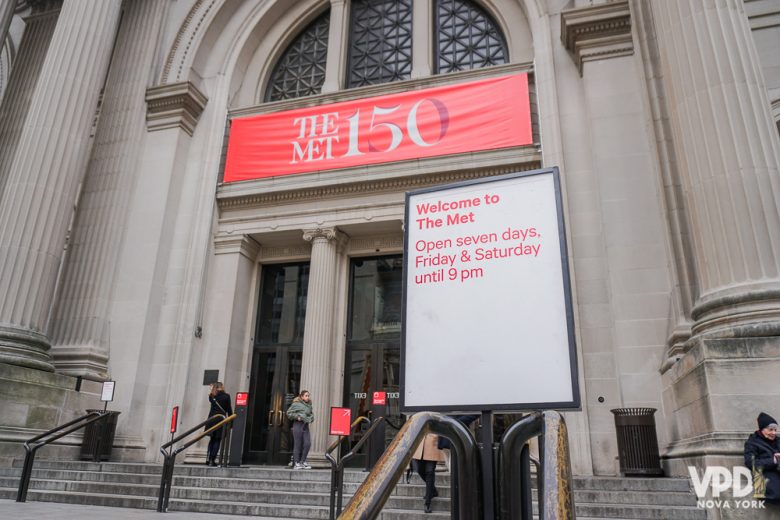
[400,167,580,412]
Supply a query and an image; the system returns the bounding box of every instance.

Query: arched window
[265,0,509,101]
[347,0,413,88]
[436,0,508,73]
[265,11,330,102]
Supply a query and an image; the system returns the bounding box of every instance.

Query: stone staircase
[0,460,706,519]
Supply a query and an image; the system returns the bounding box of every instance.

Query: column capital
[560,0,633,76]
[302,227,347,245]
[145,81,207,136]
[214,233,261,260]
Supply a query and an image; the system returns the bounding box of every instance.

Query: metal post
[163,454,176,512]
[16,449,35,502]
[519,443,533,520]
[157,456,171,512]
[336,465,345,516]
[480,410,495,520]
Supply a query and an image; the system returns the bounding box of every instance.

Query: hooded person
[744,412,780,507]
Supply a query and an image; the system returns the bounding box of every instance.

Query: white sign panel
[101,381,115,402]
[402,168,578,411]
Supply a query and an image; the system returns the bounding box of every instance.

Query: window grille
[265,12,330,102]
[436,0,508,73]
[347,0,413,88]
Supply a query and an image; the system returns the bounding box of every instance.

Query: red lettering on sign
[236,392,249,407]
[224,74,532,182]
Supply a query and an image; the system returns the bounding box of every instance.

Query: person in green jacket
[286,390,314,469]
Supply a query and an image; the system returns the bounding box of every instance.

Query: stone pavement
[0,499,277,519]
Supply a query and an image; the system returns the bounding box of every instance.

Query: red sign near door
[235,392,249,407]
[372,391,387,405]
[330,407,352,436]
[224,73,532,182]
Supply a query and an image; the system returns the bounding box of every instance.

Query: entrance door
[245,263,308,465]
[343,256,403,465]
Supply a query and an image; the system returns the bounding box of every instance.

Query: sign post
[228,392,249,467]
[100,381,115,412]
[402,167,579,519]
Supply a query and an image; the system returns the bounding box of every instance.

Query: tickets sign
[330,407,352,436]
[223,73,532,182]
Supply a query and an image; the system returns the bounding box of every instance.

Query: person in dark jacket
[286,390,314,469]
[744,412,780,508]
[205,382,232,466]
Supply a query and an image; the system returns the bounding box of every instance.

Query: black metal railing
[497,410,575,520]
[325,415,375,520]
[17,410,111,502]
[338,412,481,520]
[157,413,237,513]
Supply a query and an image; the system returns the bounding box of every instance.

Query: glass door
[244,263,308,465]
[343,256,403,466]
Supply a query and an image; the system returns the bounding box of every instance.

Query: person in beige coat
[412,433,446,513]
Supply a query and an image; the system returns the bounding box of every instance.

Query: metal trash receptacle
[80,410,120,461]
[611,408,664,477]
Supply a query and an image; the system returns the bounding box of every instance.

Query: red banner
[223,73,532,183]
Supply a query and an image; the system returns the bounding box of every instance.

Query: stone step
[0,474,699,508]
[0,489,448,520]
[0,472,444,498]
[0,478,451,512]
[12,460,695,493]
[535,502,707,520]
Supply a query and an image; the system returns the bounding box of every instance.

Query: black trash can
[611,408,664,477]
[80,410,120,461]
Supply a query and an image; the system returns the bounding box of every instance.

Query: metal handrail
[497,411,575,520]
[325,415,374,520]
[17,410,110,502]
[338,412,481,520]
[157,413,237,513]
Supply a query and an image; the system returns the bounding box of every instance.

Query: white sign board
[101,381,115,402]
[402,168,579,411]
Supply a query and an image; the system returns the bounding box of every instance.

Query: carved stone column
[49,0,170,381]
[0,0,123,371]
[0,2,60,198]
[0,0,14,56]
[301,227,346,463]
[648,0,780,477]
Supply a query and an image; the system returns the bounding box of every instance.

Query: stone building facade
[0,0,779,485]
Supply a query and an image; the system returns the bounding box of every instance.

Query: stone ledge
[145,81,207,136]
[560,0,633,76]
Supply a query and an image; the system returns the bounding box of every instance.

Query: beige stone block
[611,292,671,321]
[669,363,708,409]
[584,352,617,379]
[584,379,621,413]
[588,432,619,475]
[571,234,605,259]
[580,326,615,353]
[619,372,663,405]
[575,278,610,304]
[611,267,670,296]
[579,303,613,328]
[573,257,609,281]
[616,345,664,374]
[672,396,713,440]
[613,318,668,346]
[708,394,780,432]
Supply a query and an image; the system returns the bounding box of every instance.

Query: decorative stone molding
[213,233,261,260]
[162,0,219,83]
[348,234,404,254]
[145,81,207,136]
[560,0,633,76]
[218,159,541,210]
[258,244,311,261]
[302,227,348,246]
